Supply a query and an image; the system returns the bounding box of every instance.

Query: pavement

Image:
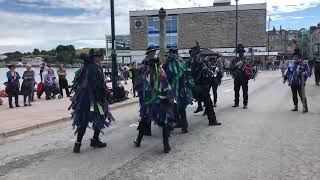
[1,71,319,180]
[0,80,138,138]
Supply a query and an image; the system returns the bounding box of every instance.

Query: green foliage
[4,51,23,62]
[33,48,41,55]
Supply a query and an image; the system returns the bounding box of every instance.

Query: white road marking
[129,124,138,127]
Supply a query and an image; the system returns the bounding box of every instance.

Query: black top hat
[146,46,157,55]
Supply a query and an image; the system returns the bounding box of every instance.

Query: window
[148,15,177,48]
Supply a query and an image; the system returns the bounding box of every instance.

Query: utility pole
[158,8,167,64]
[110,0,118,92]
[235,0,239,56]
[267,16,271,58]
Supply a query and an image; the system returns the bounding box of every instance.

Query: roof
[200,48,220,56]
[130,3,266,17]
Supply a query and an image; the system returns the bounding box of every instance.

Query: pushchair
[42,80,62,100]
[49,80,62,100]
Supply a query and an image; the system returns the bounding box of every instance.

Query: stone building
[308,26,320,60]
[267,28,299,59]
[129,2,267,61]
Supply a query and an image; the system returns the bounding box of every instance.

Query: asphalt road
[0,71,320,180]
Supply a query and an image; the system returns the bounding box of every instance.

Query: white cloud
[0,0,320,53]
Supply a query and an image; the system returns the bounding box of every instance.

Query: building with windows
[129,1,267,62]
[308,26,320,60]
[267,28,299,59]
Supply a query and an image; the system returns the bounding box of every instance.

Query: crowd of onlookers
[0,63,71,108]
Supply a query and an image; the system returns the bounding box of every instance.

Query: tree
[40,50,47,55]
[33,48,40,55]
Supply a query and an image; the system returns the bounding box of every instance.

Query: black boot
[303,100,308,113]
[232,104,239,108]
[91,129,107,148]
[208,110,221,126]
[194,106,203,113]
[291,105,298,111]
[163,126,171,153]
[73,142,81,153]
[134,131,143,147]
[90,139,107,148]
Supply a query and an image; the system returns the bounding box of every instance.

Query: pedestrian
[5,64,21,108]
[224,59,231,76]
[163,48,194,134]
[280,60,287,78]
[123,65,129,85]
[210,57,223,107]
[133,57,175,153]
[313,58,320,86]
[70,49,113,153]
[43,68,54,100]
[57,64,71,98]
[39,62,47,82]
[230,43,254,109]
[283,48,310,113]
[21,64,35,106]
[191,43,222,126]
[129,62,139,97]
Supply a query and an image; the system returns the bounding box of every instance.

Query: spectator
[21,64,35,106]
[57,64,70,98]
[43,68,54,100]
[129,63,139,97]
[6,64,21,108]
[279,60,287,78]
[224,59,231,76]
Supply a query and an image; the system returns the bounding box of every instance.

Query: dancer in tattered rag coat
[134,57,175,153]
[69,49,114,153]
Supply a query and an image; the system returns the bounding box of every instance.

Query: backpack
[243,63,256,80]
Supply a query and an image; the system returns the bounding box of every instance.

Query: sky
[0,0,319,53]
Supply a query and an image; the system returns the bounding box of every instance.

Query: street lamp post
[110,0,118,92]
[235,0,239,56]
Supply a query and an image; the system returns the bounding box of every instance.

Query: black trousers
[234,80,248,106]
[76,126,100,143]
[136,118,170,147]
[315,70,320,85]
[59,79,70,97]
[291,85,308,109]
[132,80,136,97]
[197,85,217,124]
[211,84,218,104]
[8,94,19,107]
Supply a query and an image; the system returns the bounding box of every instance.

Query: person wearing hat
[230,43,249,109]
[163,48,194,134]
[70,49,113,153]
[209,56,223,108]
[135,46,157,136]
[283,48,310,113]
[134,57,174,153]
[313,58,320,86]
[5,64,21,108]
[190,43,222,126]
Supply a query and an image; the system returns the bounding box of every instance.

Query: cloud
[0,0,320,53]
